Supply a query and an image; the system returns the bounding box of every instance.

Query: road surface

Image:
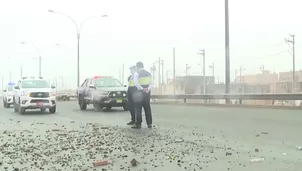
[0,101,301,171]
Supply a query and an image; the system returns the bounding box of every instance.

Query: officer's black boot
[147,124,152,128]
[131,123,141,129]
[127,121,135,125]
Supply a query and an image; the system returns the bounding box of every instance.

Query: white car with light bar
[77,76,129,112]
[3,82,16,108]
[13,77,57,114]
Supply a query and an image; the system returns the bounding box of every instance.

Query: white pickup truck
[3,83,15,108]
[13,77,57,114]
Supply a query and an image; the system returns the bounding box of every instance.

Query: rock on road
[0,101,301,171]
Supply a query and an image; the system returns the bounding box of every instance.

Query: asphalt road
[0,101,302,171]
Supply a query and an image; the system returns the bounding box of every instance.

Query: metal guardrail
[151,93,302,101]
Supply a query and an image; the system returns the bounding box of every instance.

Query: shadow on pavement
[73,108,127,113]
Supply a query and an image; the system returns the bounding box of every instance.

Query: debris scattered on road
[174,138,184,143]
[225,152,232,156]
[101,126,109,129]
[255,148,259,152]
[282,153,287,156]
[250,158,265,163]
[296,145,302,151]
[93,160,112,167]
[130,158,137,166]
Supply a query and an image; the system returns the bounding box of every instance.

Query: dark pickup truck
[77,76,129,112]
[56,92,70,101]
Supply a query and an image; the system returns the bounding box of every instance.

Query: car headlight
[99,91,109,95]
[123,93,126,97]
[50,92,56,97]
[21,91,30,96]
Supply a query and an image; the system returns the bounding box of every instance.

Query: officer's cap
[136,61,144,68]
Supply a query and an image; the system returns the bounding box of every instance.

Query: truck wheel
[79,98,87,110]
[93,101,102,112]
[49,106,56,113]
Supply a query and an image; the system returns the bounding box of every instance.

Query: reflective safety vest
[138,69,152,88]
[128,75,135,87]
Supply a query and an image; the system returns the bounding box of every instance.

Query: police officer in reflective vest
[132,61,153,129]
[127,66,137,125]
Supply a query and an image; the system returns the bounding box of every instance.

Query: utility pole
[185,64,190,76]
[166,70,169,84]
[225,0,231,103]
[260,65,265,74]
[60,76,64,90]
[9,72,11,82]
[161,60,164,87]
[238,66,245,93]
[158,57,161,94]
[209,63,215,84]
[198,49,206,94]
[122,63,124,85]
[285,34,295,93]
[185,64,190,94]
[1,74,3,92]
[20,66,23,78]
[150,63,156,86]
[173,47,176,95]
[55,77,58,94]
[155,58,164,94]
[119,68,121,82]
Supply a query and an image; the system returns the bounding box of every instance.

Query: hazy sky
[0,0,301,89]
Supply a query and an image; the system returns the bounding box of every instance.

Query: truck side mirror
[89,85,96,89]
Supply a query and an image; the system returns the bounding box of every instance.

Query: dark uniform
[127,75,136,125]
[132,66,153,129]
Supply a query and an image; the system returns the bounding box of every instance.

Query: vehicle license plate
[37,102,43,106]
[116,100,122,103]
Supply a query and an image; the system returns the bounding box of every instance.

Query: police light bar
[8,82,15,86]
[93,76,102,79]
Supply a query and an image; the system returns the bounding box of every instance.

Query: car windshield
[21,80,50,89]
[7,86,14,91]
[95,78,123,87]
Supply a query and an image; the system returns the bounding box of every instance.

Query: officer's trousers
[128,89,136,122]
[135,91,152,125]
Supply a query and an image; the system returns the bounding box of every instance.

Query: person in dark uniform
[127,66,137,125]
[132,61,153,129]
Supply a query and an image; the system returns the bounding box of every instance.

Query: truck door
[87,79,96,101]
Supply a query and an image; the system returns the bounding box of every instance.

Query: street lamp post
[209,63,215,84]
[225,0,231,104]
[48,10,108,87]
[285,35,296,93]
[21,42,60,77]
[20,42,42,77]
[197,49,206,94]
[7,57,12,82]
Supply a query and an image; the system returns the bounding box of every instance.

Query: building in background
[234,70,278,94]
